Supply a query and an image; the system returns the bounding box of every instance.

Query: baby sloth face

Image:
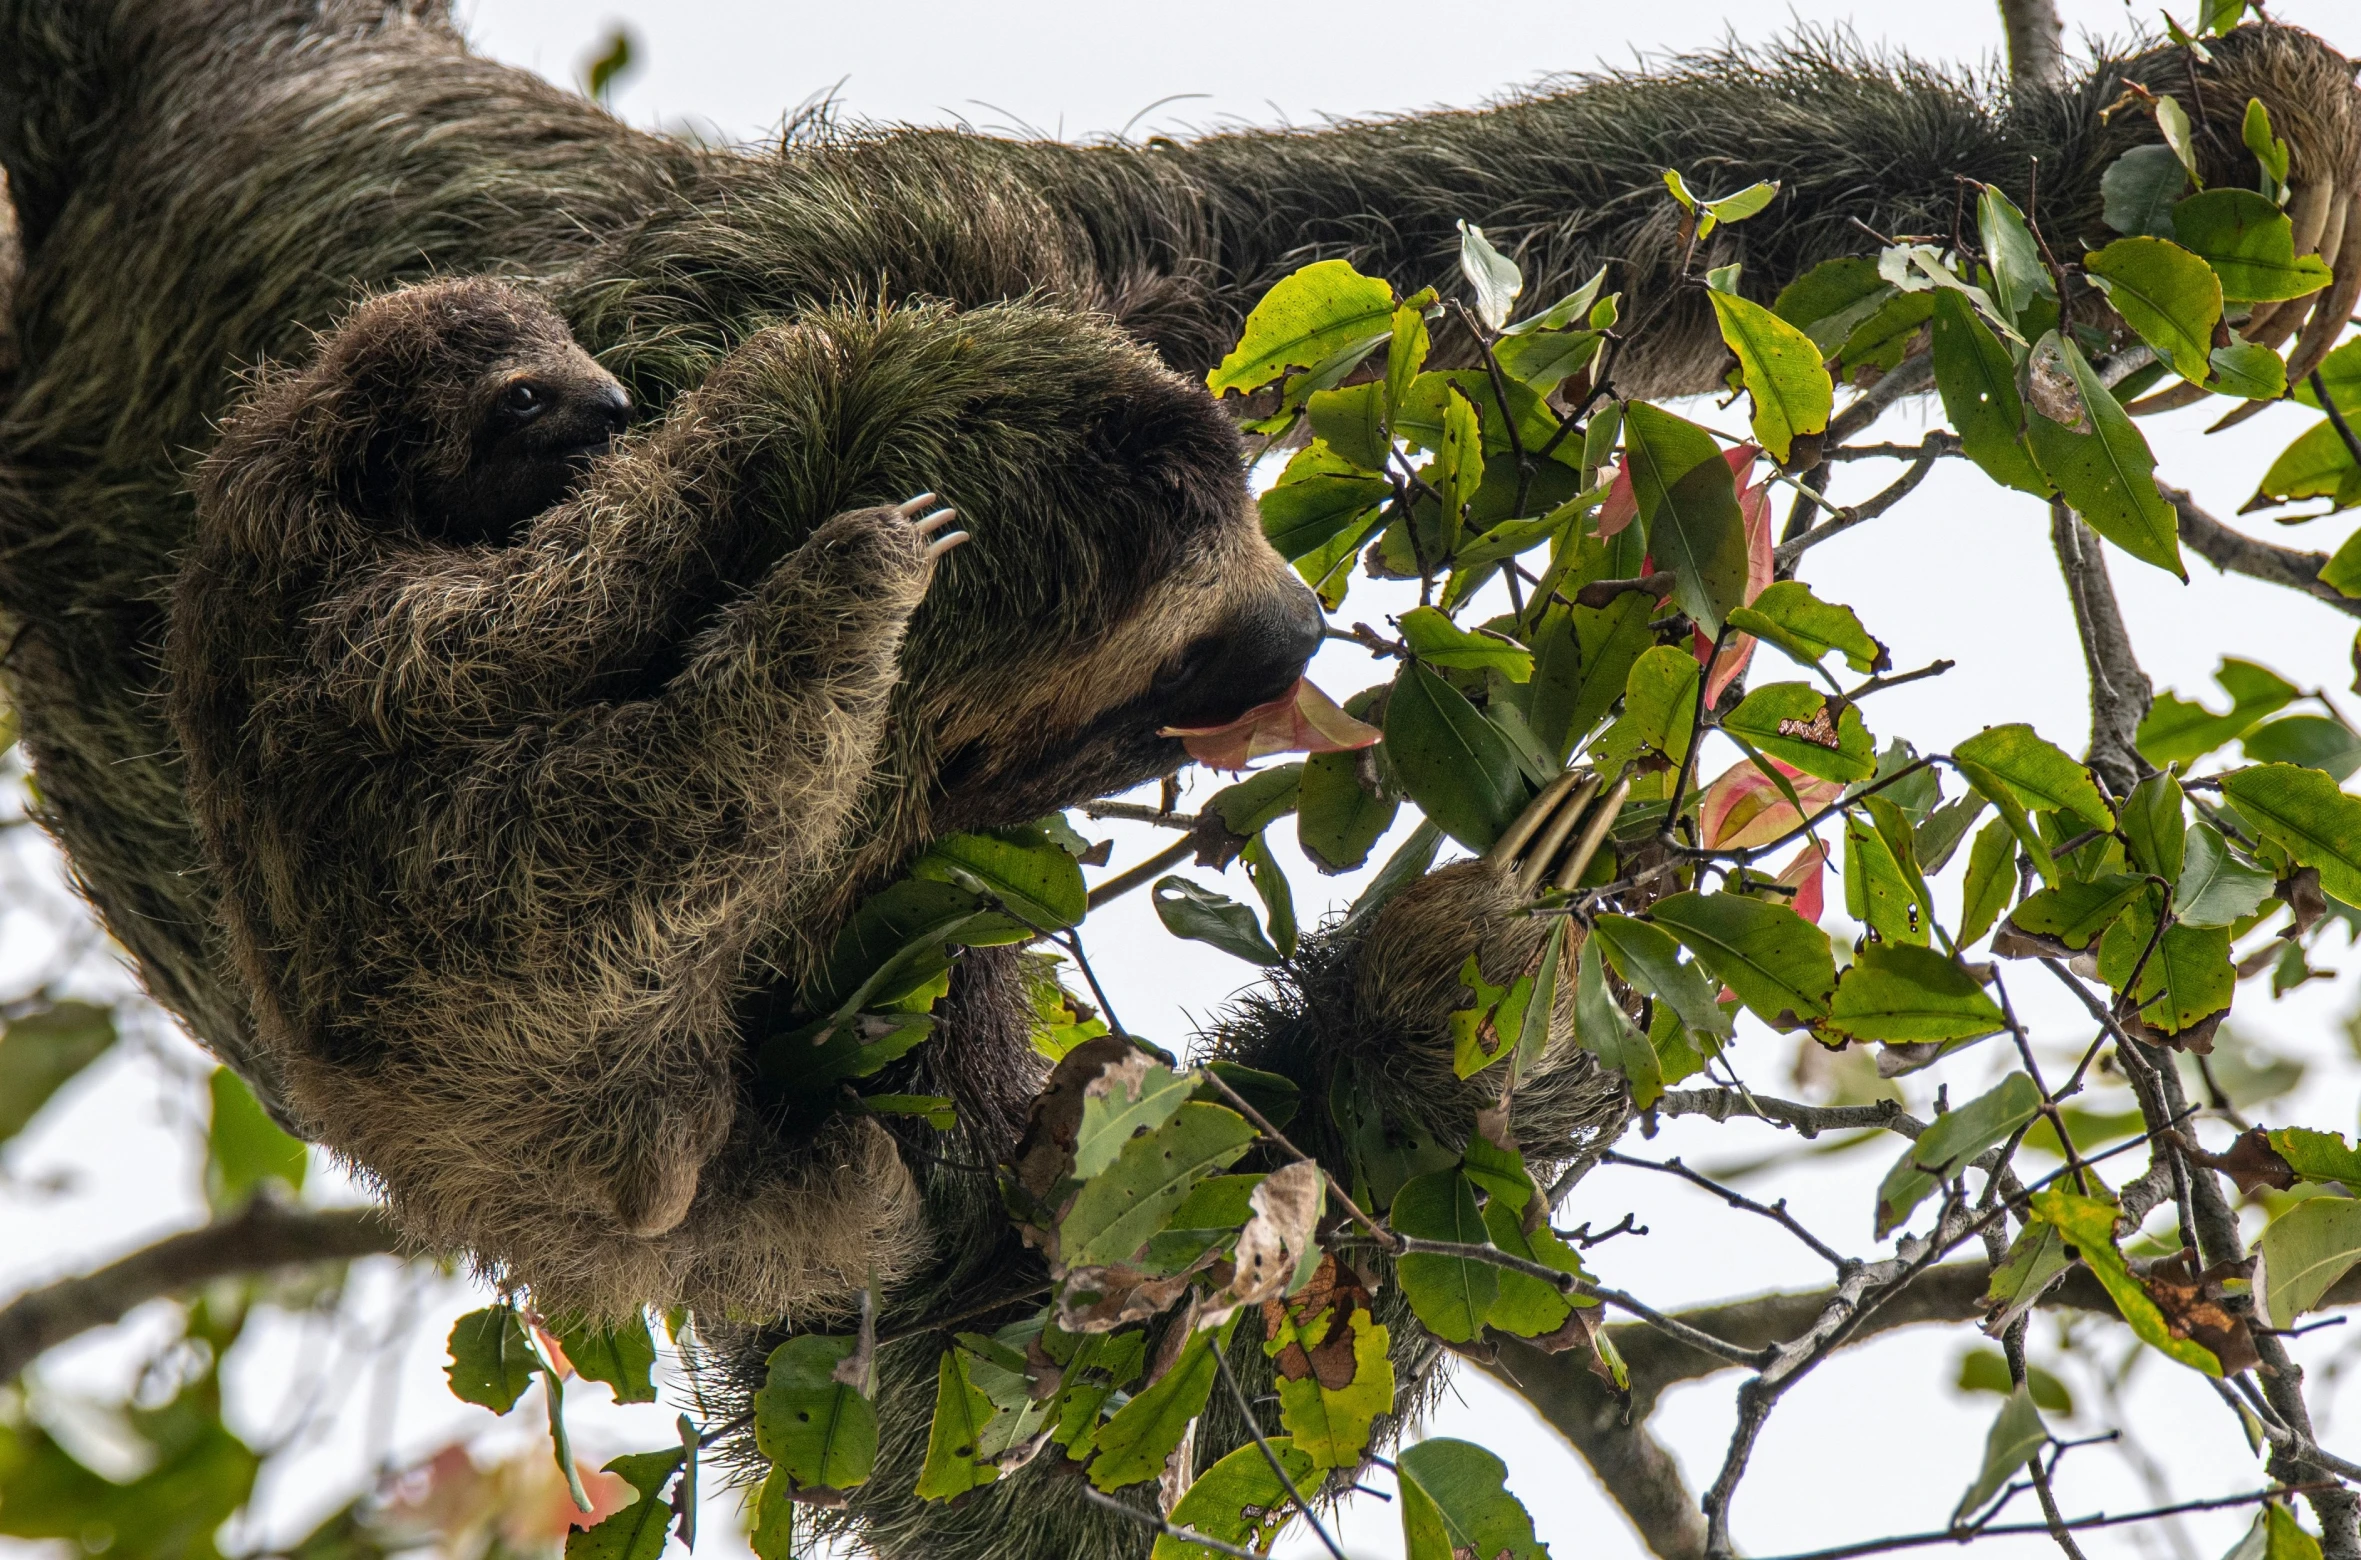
[448,338,633,542]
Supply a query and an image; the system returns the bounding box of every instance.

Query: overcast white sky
[13,3,2361,1558]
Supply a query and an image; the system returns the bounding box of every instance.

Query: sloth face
[446,348,633,543]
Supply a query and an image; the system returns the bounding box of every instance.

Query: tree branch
[2168,486,2361,617]
[2050,504,2152,796]
[0,1201,400,1383]
[1996,0,2067,92]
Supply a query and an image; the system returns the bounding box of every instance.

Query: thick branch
[0,1201,400,1382]
[2168,487,2361,617]
[2050,505,2152,797]
[1997,0,2067,92]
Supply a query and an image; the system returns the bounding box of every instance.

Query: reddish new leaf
[1162,678,1382,772]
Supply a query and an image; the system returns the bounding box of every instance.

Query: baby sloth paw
[893,491,970,563]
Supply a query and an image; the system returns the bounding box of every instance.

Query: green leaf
[1876,1072,2042,1237]
[1204,764,1305,840]
[914,1348,1001,1500]
[1624,401,1750,634]
[1574,933,1662,1109]
[914,826,1088,934]
[1977,186,2056,331]
[2108,916,2235,1034]
[1929,290,2049,497]
[1774,257,1895,352]
[2244,94,2290,186]
[2022,333,2186,579]
[2295,337,2361,413]
[2026,1189,2221,1375]
[1387,298,1432,416]
[2174,188,2335,302]
[808,877,988,1018]
[2139,659,2301,764]
[2121,772,2187,881]
[1297,747,1398,873]
[566,1449,685,1560]
[1152,877,1284,966]
[2175,824,2275,927]
[2085,236,2222,385]
[1272,1311,1395,1472]
[1829,943,2006,1047]
[1060,1102,1256,1268]
[1385,661,1531,851]
[1481,1199,1587,1339]
[1708,290,1832,463]
[1392,1170,1499,1343]
[2259,1195,2361,1329]
[1960,820,2018,946]
[1492,329,1603,395]
[1396,1439,1548,1560]
[2219,763,2361,905]
[2009,874,2147,950]
[1704,180,1779,226]
[2268,1127,2361,1185]
[1720,684,1877,783]
[1400,606,1532,681]
[1240,833,1298,961]
[2253,419,2361,513]
[2102,144,2188,239]
[1089,1326,1225,1491]
[1845,810,1926,947]
[1956,1349,2075,1414]
[754,1335,875,1496]
[1725,580,1888,674]
[2246,715,2361,782]
[1954,755,2059,888]
[1595,914,1732,1040]
[2210,340,2288,400]
[1209,260,1396,397]
[0,1002,115,1149]
[1262,470,1391,561]
[1953,1386,2048,1524]
[1307,383,1391,471]
[1601,645,1703,772]
[207,1066,307,1211]
[1073,1054,1197,1180]
[1527,594,1654,761]
[1649,891,1836,1028]
[1953,725,2113,823]
[1155,1438,1318,1558]
[446,1306,537,1414]
[1435,384,1486,553]
[554,1313,658,1405]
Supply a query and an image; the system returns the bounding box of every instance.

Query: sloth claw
[913,506,960,536]
[1479,769,1632,897]
[893,492,941,519]
[924,531,971,561]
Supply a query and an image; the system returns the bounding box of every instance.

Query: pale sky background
[10,2,2361,1558]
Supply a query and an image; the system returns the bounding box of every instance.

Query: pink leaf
[1776,840,1831,925]
[1596,457,1638,537]
[1161,677,1382,772]
[1696,758,1842,850]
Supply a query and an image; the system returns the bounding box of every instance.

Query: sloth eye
[500,382,544,416]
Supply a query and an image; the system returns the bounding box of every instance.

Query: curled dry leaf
[1056,1261,1206,1333]
[1696,757,1842,850]
[2178,1125,2298,1195]
[2138,1248,2261,1374]
[1198,1161,1326,1328]
[1161,678,1381,772]
[1007,1034,1138,1207]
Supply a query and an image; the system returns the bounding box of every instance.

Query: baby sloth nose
[1156,577,1324,731]
[590,381,632,437]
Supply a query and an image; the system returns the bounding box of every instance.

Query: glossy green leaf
[809,878,987,1018]
[1625,401,1750,634]
[1953,1385,2048,1524]
[1527,594,1654,761]
[2174,188,2335,302]
[446,1306,537,1414]
[1306,383,1391,471]
[1240,833,1299,960]
[1959,819,2018,947]
[1879,1072,2042,1242]
[553,1313,658,1405]
[1297,747,1398,873]
[1725,580,1888,674]
[2176,824,2277,927]
[1061,1102,1256,1268]
[2209,341,2288,400]
[1649,891,1836,1027]
[1209,260,1396,397]
[207,1066,306,1211]
[1774,257,1895,353]
[755,1335,875,1495]
[2026,1189,2220,1375]
[1400,606,1532,681]
[1845,810,1926,947]
[2085,236,2222,384]
[1953,725,2113,823]
[1392,1170,1500,1343]
[1977,186,2056,330]
[2102,144,2187,238]
[1721,683,1877,783]
[1396,1439,1548,1560]
[1153,877,1284,967]
[2120,772,2187,881]
[2104,914,2234,1034]
[2260,1195,2361,1329]
[566,1449,685,1560]
[1492,328,1603,394]
[2009,874,2147,950]
[1206,764,1305,839]
[2219,763,2361,904]
[914,826,1088,933]
[2269,1127,2361,1186]
[915,1348,1001,1500]
[1928,289,2048,497]
[1154,1438,1317,1558]
[1953,755,2058,889]
[1830,943,2006,1047]
[1574,933,1662,1108]
[2023,333,2185,579]
[1595,914,1732,1040]
[1386,661,1531,851]
[1262,471,1391,561]
[0,1002,114,1149]
[1709,289,1832,463]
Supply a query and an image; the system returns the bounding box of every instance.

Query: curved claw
[894,492,941,519]
[913,506,960,536]
[924,531,971,561]
[1480,770,1624,898]
[1554,777,1631,892]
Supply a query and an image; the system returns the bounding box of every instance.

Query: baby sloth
[169,278,965,1282]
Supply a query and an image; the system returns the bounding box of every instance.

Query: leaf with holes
[755,1335,876,1497]
[1060,1102,1256,1269]
[446,1307,538,1414]
[914,1348,1001,1501]
[1153,1438,1318,1559]
[1397,1439,1549,1560]
[552,1313,657,1405]
[1209,260,1396,397]
[1721,684,1876,783]
[2026,1190,2221,1375]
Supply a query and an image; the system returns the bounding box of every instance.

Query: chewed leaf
[1163,677,1382,771]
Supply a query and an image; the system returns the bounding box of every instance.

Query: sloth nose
[592,381,632,436]
[1156,576,1324,730]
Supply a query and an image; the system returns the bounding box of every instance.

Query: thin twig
[1081,801,1201,830]
[1079,1487,1265,1560]
[2313,371,2361,472]
[1603,1151,1849,1269]
[1742,1485,2336,1560]
[1087,837,1197,911]
[1210,1335,1347,1560]
[1774,439,1950,572]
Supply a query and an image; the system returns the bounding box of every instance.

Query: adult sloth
[2,4,2358,1554]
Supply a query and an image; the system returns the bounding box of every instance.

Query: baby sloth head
[316,278,630,544]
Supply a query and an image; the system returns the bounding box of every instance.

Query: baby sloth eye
[500,381,544,417]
